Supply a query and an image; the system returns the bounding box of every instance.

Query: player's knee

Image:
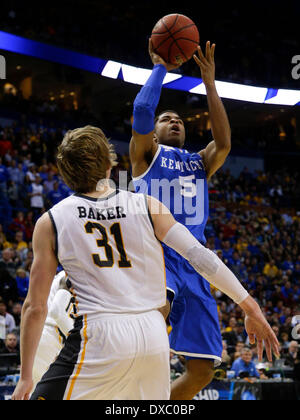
[186,359,214,386]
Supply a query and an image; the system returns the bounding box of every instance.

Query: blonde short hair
[56,126,117,193]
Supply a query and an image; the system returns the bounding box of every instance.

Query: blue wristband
[132,64,167,135]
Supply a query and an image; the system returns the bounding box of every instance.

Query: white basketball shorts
[30,310,170,400]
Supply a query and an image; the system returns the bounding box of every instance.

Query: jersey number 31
[85,222,132,268]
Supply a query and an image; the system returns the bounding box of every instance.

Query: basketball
[151,14,199,66]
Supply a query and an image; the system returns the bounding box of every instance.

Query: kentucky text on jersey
[77,206,126,220]
[160,156,205,172]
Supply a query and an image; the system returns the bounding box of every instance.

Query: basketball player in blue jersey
[130,40,233,399]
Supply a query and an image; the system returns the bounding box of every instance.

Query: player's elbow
[22,299,48,321]
[215,143,231,164]
[218,140,231,154]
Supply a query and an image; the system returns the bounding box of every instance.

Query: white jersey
[49,189,166,317]
[30,182,44,208]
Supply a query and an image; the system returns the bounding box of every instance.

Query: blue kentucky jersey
[132,144,209,244]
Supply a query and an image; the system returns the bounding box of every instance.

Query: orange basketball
[151,14,200,66]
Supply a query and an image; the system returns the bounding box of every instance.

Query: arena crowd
[0,112,299,379]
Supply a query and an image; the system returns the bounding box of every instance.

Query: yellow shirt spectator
[263,261,279,278]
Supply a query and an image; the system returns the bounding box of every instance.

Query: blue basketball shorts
[164,247,223,366]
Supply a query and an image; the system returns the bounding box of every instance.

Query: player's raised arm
[193,42,231,179]
[147,195,280,362]
[130,40,181,178]
[12,213,58,400]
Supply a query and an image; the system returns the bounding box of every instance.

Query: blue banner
[0,31,107,74]
[194,380,262,400]
[0,31,299,106]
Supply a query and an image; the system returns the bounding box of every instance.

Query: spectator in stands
[280,332,291,351]
[0,301,16,334]
[263,259,279,279]
[256,363,269,380]
[15,268,29,302]
[0,225,6,251]
[23,249,33,273]
[232,341,245,361]
[0,269,18,305]
[38,163,48,182]
[25,163,39,183]
[8,212,26,236]
[16,163,25,186]
[7,160,22,186]
[0,331,21,368]
[7,180,19,206]
[46,180,65,206]
[13,231,28,252]
[11,302,22,328]
[229,251,241,277]
[28,175,44,216]
[170,353,186,377]
[271,325,280,341]
[0,332,19,354]
[284,341,300,368]
[236,320,248,343]
[0,156,9,199]
[221,240,234,263]
[282,256,295,272]
[57,177,72,198]
[0,248,18,278]
[222,317,245,353]
[24,211,34,242]
[43,172,55,194]
[231,347,260,379]
[281,282,294,301]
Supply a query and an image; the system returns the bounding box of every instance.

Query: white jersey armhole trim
[132,144,161,181]
[48,209,58,259]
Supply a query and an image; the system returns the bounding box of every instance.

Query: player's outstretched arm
[148,195,280,362]
[12,213,58,400]
[130,40,181,178]
[193,42,231,179]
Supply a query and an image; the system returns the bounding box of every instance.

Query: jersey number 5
[85,222,132,268]
[178,175,205,225]
[179,175,197,198]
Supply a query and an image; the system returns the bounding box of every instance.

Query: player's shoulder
[49,194,76,212]
[32,211,55,239]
